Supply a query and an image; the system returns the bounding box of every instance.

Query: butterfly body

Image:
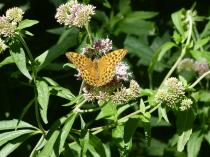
[66,49,127,87]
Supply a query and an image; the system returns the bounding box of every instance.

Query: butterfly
[66,49,127,87]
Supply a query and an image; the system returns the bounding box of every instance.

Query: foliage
[0,0,210,157]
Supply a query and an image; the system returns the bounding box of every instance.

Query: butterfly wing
[97,49,127,86]
[66,52,99,86]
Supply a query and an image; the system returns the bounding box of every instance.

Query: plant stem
[18,34,46,134]
[189,70,210,89]
[161,11,193,86]
[85,23,93,45]
[18,34,35,64]
[79,80,84,95]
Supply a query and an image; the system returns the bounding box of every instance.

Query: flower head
[6,7,24,23]
[194,61,210,78]
[0,16,16,37]
[178,58,195,72]
[93,38,112,55]
[155,77,185,109]
[0,38,7,53]
[179,98,193,111]
[55,1,96,28]
[115,62,132,81]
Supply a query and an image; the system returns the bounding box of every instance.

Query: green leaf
[49,86,75,100]
[36,28,78,71]
[0,133,34,157]
[37,130,60,157]
[124,35,154,65]
[205,130,210,145]
[171,9,185,35]
[194,37,210,50]
[16,98,35,129]
[124,118,138,143]
[146,138,166,156]
[116,19,155,36]
[59,112,77,154]
[0,129,34,147]
[88,134,106,157]
[0,119,37,130]
[0,56,14,68]
[119,0,131,15]
[9,38,32,80]
[190,50,210,64]
[177,129,192,152]
[17,19,39,29]
[176,109,194,151]
[96,101,117,120]
[201,20,210,38]
[80,131,89,157]
[124,11,158,21]
[158,106,169,123]
[36,80,50,124]
[187,131,203,157]
[29,135,45,157]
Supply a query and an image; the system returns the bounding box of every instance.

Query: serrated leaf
[9,39,32,80]
[0,56,14,68]
[36,80,50,124]
[187,131,203,157]
[0,119,37,130]
[17,19,39,29]
[59,112,77,154]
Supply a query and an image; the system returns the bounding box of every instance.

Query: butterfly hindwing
[65,52,98,86]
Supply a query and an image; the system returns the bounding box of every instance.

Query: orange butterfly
[66,49,127,87]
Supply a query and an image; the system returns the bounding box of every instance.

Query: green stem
[35,95,46,134]
[189,70,210,89]
[161,12,193,86]
[85,23,93,45]
[18,34,35,63]
[18,34,45,134]
[79,80,84,95]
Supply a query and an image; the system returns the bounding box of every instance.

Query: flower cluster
[155,77,192,111]
[115,62,132,81]
[93,38,112,55]
[83,80,140,104]
[55,1,96,28]
[0,38,7,54]
[0,7,24,37]
[0,7,24,53]
[177,58,210,79]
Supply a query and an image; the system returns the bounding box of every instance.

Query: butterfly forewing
[66,52,99,86]
[66,49,127,87]
[97,49,127,86]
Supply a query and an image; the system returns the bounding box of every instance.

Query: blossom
[93,38,112,55]
[55,1,96,28]
[115,62,132,81]
[194,61,210,78]
[177,58,195,72]
[0,16,16,37]
[6,7,24,23]
[179,98,193,111]
[0,38,7,53]
[155,77,185,109]
[112,80,140,104]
